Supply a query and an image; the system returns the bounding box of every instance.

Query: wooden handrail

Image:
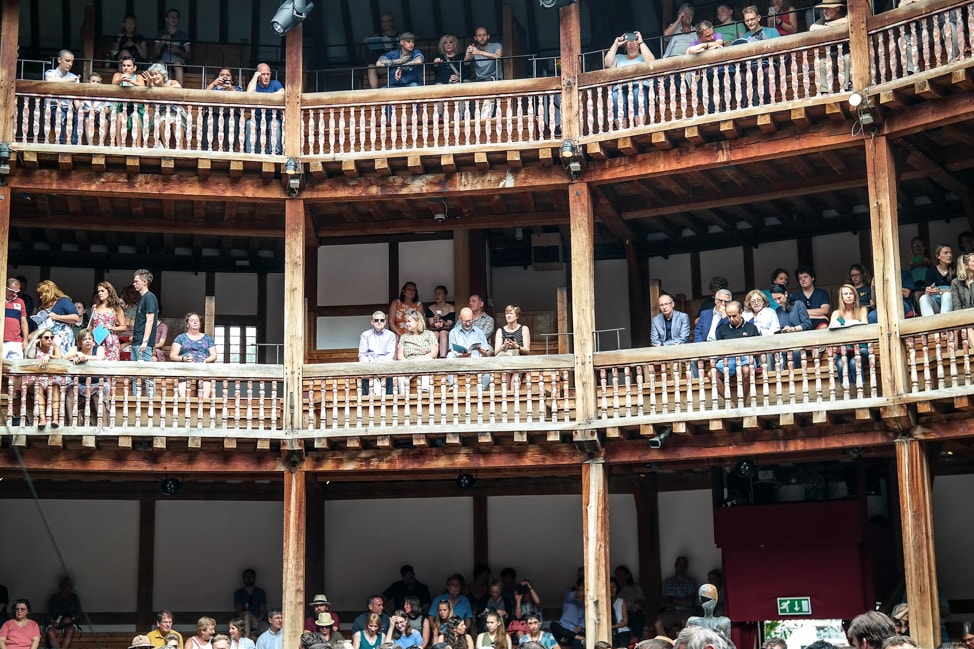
[1,359,283,379]
[302,354,575,379]
[15,80,285,107]
[300,77,561,106]
[899,310,974,335]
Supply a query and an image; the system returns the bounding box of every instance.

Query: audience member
[211,634,230,649]
[808,0,849,90]
[919,244,955,315]
[762,268,790,310]
[509,581,541,640]
[712,302,759,403]
[130,637,155,649]
[110,15,149,61]
[144,62,181,88]
[495,304,531,388]
[170,312,217,397]
[23,328,65,428]
[112,55,147,146]
[402,598,430,647]
[377,33,425,88]
[604,32,655,124]
[384,566,432,614]
[466,27,504,81]
[907,237,933,289]
[881,638,918,649]
[740,5,781,40]
[768,0,798,35]
[433,35,467,84]
[549,578,585,649]
[363,12,399,89]
[45,577,80,649]
[359,310,396,395]
[958,231,974,255]
[698,277,730,317]
[790,266,830,329]
[353,597,390,634]
[714,4,745,41]
[468,294,495,340]
[130,269,158,366]
[743,290,780,335]
[154,314,169,362]
[951,252,974,310]
[809,0,848,29]
[228,619,254,649]
[763,638,787,649]
[385,611,422,649]
[962,622,974,649]
[390,283,423,337]
[664,3,696,38]
[245,64,284,154]
[889,604,909,637]
[305,595,339,634]
[310,614,344,647]
[771,285,810,332]
[44,50,80,145]
[686,22,724,54]
[518,613,556,649]
[654,558,698,636]
[847,611,896,649]
[448,307,493,390]
[36,280,80,357]
[614,566,646,641]
[77,72,108,144]
[186,618,215,649]
[652,294,690,346]
[431,601,453,639]
[396,310,438,393]
[207,68,243,92]
[154,8,190,85]
[426,286,457,358]
[437,617,473,649]
[353,613,384,649]
[256,612,283,649]
[694,288,731,342]
[830,284,869,382]
[478,579,510,624]
[848,264,874,309]
[147,611,182,648]
[609,578,630,648]
[429,575,474,632]
[476,612,509,649]
[89,282,126,362]
[4,277,29,360]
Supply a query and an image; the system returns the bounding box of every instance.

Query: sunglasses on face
[373,318,385,322]
[41,335,53,340]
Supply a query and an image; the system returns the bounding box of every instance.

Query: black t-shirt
[133,290,159,347]
[716,321,760,340]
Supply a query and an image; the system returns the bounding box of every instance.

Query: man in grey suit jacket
[651,294,690,346]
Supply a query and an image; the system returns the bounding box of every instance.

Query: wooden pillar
[895,439,940,649]
[569,184,597,424]
[865,135,912,426]
[632,476,661,638]
[0,0,19,391]
[136,498,156,631]
[559,1,582,144]
[283,466,307,649]
[557,287,570,355]
[304,472,324,599]
[284,23,304,155]
[284,200,305,432]
[582,460,611,649]
[847,0,873,92]
[473,494,489,568]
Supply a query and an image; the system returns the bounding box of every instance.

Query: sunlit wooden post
[0,0,19,396]
[582,459,611,649]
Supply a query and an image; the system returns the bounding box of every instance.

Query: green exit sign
[777,597,812,616]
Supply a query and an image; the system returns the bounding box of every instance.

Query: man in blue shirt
[255,610,282,649]
[447,307,492,390]
[377,32,425,87]
[245,63,284,154]
[549,579,585,649]
[428,575,474,631]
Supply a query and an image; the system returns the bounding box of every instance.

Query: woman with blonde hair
[830,284,869,386]
[742,289,780,336]
[494,304,531,390]
[36,280,81,357]
[396,309,438,393]
[186,617,216,649]
[24,327,66,429]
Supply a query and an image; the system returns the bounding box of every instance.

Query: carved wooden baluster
[622,366,633,417]
[786,351,797,405]
[599,368,608,418]
[934,331,946,389]
[674,361,686,413]
[867,343,877,398]
[230,379,240,430]
[647,363,657,414]
[920,18,932,70]
[498,374,508,425]
[244,379,253,430]
[658,362,670,413]
[633,365,643,415]
[761,354,770,407]
[906,337,918,392]
[607,367,618,417]
[745,355,756,408]
[564,369,573,421]
[476,374,487,426]
[255,381,264,431]
[708,359,720,410]
[55,383,65,428]
[962,329,973,385]
[4,376,12,427]
[855,345,865,399]
[947,329,958,388]
[921,334,932,391]
[692,360,704,411]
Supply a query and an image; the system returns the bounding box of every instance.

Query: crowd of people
[2,269,217,425]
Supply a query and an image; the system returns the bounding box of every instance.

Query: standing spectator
[44,50,79,145]
[245,64,284,154]
[377,33,425,88]
[790,266,830,329]
[36,281,80,357]
[233,569,268,638]
[256,612,283,649]
[740,5,781,40]
[918,244,955,315]
[433,35,467,85]
[713,4,744,42]
[170,312,217,398]
[111,55,147,147]
[468,294,495,341]
[847,611,896,649]
[359,311,397,395]
[4,278,29,360]
[384,565,432,614]
[45,577,80,649]
[131,269,158,362]
[154,8,190,86]
[651,294,690,346]
[465,27,504,82]
[0,600,41,649]
[110,15,149,61]
[425,286,457,358]
[362,12,399,89]
[604,32,655,125]
[390,283,423,338]
[89,281,126,361]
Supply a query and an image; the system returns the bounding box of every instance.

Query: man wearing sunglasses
[4,277,29,360]
[359,311,396,395]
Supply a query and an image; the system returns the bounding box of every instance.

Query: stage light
[271,0,315,35]
[160,478,183,496]
[0,142,11,179]
[539,0,578,7]
[456,472,478,490]
[284,157,303,197]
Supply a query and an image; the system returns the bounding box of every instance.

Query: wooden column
[569,184,597,426]
[632,476,661,638]
[895,438,940,649]
[864,135,912,426]
[0,0,18,391]
[582,460,611,649]
[284,199,306,432]
[847,0,873,92]
[304,472,324,599]
[136,498,156,631]
[473,494,489,568]
[559,1,582,144]
[283,466,307,649]
[284,24,304,156]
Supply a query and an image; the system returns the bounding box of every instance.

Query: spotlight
[859,109,875,127]
[433,199,448,224]
[283,157,302,197]
[734,459,754,478]
[648,425,672,448]
[160,477,183,496]
[456,472,478,490]
[271,0,315,35]
[539,0,578,7]
[848,91,865,108]
[0,142,11,178]
[560,139,583,180]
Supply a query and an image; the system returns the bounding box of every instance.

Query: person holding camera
[508,582,541,641]
[207,68,243,92]
[603,31,655,125]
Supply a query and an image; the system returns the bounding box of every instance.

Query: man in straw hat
[130,636,155,649]
[304,594,340,633]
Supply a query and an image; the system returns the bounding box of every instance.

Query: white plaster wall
[933,474,974,600]
[159,272,207,320]
[317,315,372,349]
[266,273,286,344]
[753,241,797,291]
[811,232,862,287]
[648,253,692,299]
[215,274,258,315]
[491,266,568,312]
[700,249,745,297]
[399,241,455,305]
[595,260,632,349]
[658,489,723,581]
[153,500,284,611]
[0,500,139,611]
[928,221,967,252]
[319,244,389,306]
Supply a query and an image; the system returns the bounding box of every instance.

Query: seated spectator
[146,610,182,648]
[849,264,874,309]
[186,618,215,649]
[518,613,555,649]
[67,329,107,422]
[234,569,267,638]
[697,276,729,318]
[768,0,798,35]
[228,619,254,649]
[739,5,780,41]
[808,0,849,91]
[476,612,509,649]
[305,595,339,634]
[310,613,345,646]
[212,634,231,649]
[207,68,243,92]
[448,308,493,391]
[112,55,147,147]
[694,288,731,342]
[437,618,473,649]
[143,63,186,147]
[354,597,391,635]
[397,311,438,393]
[352,615,383,649]
[479,579,509,625]
[609,578,630,649]
[790,266,830,329]
[245,64,284,155]
[384,566,432,614]
[468,294,495,341]
[362,12,399,89]
[686,22,724,54]
[110,15,148,61]
[711,301,759,404]
[377,33,425,88]
[203,68,244,151]
[154,8,190,86]
[391,283,423,337]
[743,290,780,335]
[550,579,585,649]
[651,294,690,346]
[614,566,646,642]
[713,4,744,42]
[830,284,869,384]
[401,598,430,647]
[809,0,847,29]
[426,286,457,358]
[951,252,974,311]
[428,576,474,632]
[918,244,955,316]
[495,305,531,390]
[762,268,790,310]
[907,236,933,290]
[431,601,453,639]
[256,612,282,649]
[959,231,974,255]
[465,27,504,81]
[170,312,217,398]
[359,311,396,395]
[509,581,541,641]
[45,577,81,649]
[1,599,41,649]
[603,32,655,125]
[664,3,696,38]
[771,285,811,333]
[154,314,169,362]
[734,5,780,105]
[433,35,467,85]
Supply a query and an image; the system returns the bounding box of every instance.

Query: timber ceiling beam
[316,210,568,238]
[882,91,974,138]
[10,213,284,239]
[0,450,288,475]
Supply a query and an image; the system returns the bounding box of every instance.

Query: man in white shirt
[44,50,79,144]
[358,310,396,395]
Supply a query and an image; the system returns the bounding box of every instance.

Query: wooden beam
[895,438,940,649]
[136,498,155,631]
[559,0,582,144]
[473,493,488,568]
[0,0,19,144]
[282,465,307,649]
[284,200,306,432]
[582,460,611,649]
[633,475,661,638]
[283,22,304,159]
[569,183,597,424]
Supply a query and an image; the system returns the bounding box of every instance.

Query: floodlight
[271,0,315,35]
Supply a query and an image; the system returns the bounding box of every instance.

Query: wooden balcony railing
[900,310,974,408]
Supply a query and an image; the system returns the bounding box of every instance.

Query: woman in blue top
[36,280,80,357]
[170,312,217,398]
[385,611,423,649]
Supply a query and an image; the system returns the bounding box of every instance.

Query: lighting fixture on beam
[539,0,578,7]
[160,477,183,496]
[433,199,449,224]
[560,139,583,180]
[456,472,478,490]
[283,157,303,197]
[271,0,315,35]
[849,89,875,127]
[0,142,11,181]
[648,425,672,448]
